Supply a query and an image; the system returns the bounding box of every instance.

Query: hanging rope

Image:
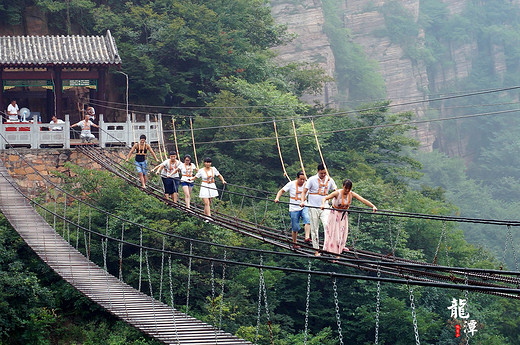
[505,225,519,271]
[145,250,158,333]
[154,115,166,161]
[292,119,307,179]
[159,116,168,159]
[172,117,180,156]
[119,223,124,281]
[189,117,199,168]
[273,120,290,181]
[310,118,329,176]
[139,227,143,291]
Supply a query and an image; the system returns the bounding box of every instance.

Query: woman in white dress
[192,157,226,217]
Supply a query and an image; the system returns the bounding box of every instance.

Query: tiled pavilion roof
[0,30,121,66]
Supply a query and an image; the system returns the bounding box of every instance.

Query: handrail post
[65,114,70,149]
[99,114,105,148]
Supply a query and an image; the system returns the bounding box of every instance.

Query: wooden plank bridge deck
[0,159,252,345]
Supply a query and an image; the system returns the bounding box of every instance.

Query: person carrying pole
[300,163,337,256]
[125,134,159,188]
[274,171,310,249]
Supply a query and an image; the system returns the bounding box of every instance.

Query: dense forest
[1,0,520,344]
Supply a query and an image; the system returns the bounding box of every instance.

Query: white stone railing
[0,114,161,149]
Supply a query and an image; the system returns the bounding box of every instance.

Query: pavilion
[0,30,121,122]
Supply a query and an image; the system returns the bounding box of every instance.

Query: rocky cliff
[270,0,509,152]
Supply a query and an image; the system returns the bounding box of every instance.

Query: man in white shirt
[50,116,65,131]
[7,100,19,121]
[300,164,337,256]
[274,171,310,249]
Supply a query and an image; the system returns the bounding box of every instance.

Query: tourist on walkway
[191,157,226,217]
[173,154,198,208]
[320,179,377,256]
[154,151,181,202]
[125,134,159,188]
[300,164,337,256]
[274,171,310,249]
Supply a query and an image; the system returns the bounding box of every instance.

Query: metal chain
[118,223,124,281]
[433,221,447,264]
[507,225,519,271]
[139,228,143,291]
[211,261,216,321]
[260,262,274,345]
[75,203,81,249]
[168,256,181,344]
[145,251,158,333]
[185,242,193,316]
[393,221,402,257]
[332,277,344,345]
[444,223,450,267]
[464,273,470,345]
[218,250,227,330]
[255,256,263,345]
[159,236,165,302]
[388,218,393,253]
[211,261,218,344]
[374,267,381,345]
[303,260,312,345]
[408,285,421,345]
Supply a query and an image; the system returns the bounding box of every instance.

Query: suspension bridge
[0,130,520,344]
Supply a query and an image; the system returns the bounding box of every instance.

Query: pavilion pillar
[97,68,106,119]
[0,68,4,114]
[54,68,63,118]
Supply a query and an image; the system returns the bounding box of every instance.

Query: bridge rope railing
[1,134,520,296]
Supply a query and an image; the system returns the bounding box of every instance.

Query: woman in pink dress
[320,179,377,256]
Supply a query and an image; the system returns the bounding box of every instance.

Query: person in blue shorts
[274,171,310,249]
[172,154,198,208]
[125,134,159,188]
[153,151,181,202]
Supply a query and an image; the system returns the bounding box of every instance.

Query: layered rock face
[270,0,338,106]
[270,0,509,152]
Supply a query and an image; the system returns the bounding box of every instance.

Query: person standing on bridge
[191,157,226,218]
[300,164,337,256]
[153,151,181,202]
[125,134,159,189]
[172,154,198,209]
[274,171,310,249]
[320,179,377,257]
[71,113,99,143]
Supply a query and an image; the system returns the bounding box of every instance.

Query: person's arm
[321,190,339,209]
[153,164,164,174]
[125,144,136,161]
[218,174,226,184]
[300,186,309,207]
[91,122,99,128]
[352,192,377,212]
[70,122,77,128]
[274,188,285,203]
